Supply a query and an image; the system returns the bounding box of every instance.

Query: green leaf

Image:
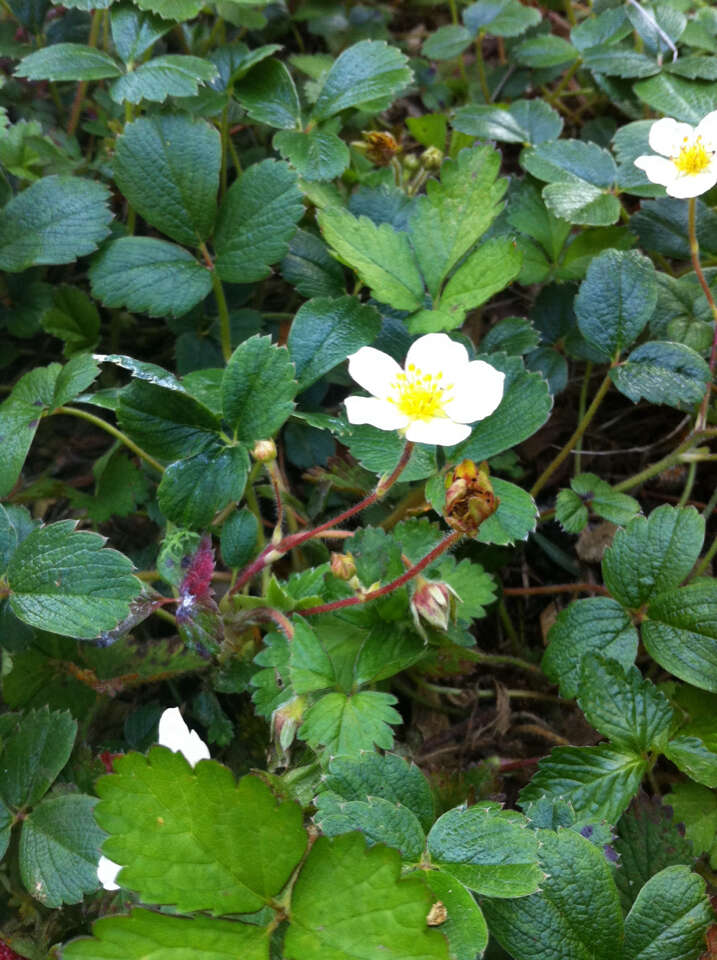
[234,59,301,129]
[222,335,297,443]
[437,236,522,317]
[95,353,184,390]
[664,782,717,863]
[63,908,270,960]
[408,146,507,299]
[455,352,552,462]
[98,754,307,912]
[482,829,623,960]
[42,285,100,356]
[630,197,717,260]
[114,115,220,247]
[427,804,541,897]
[0,176,112,272]
[423,24,473,59]
[318,206,424,312]
[110,55,217,104]
[515,34,579,67]
[132,0,203,23]
[476,477,537,546]
[542,181,621,227]
[610,341,710,408]
[556,472,640,534]
[288,296,380,391]
[214,159,303,283]
[53,353,101,408]
[454,99,563,145]
[0,365,60,497]
[20,794,104,907]
[284,833,450,959]
[614,796,695,911]
[0,707,77,808]
[344,425,437,482]
[481,316,540,355]
[15,43,121,81]
[542,597,639,698]
[0,798,11,860]
[644,582,717,693]
[117,379,221,461]
[314,792,426,860]
[157,444,250,530]
[299,690,402,756]
[522,139,617,188]
[574,249,657,360]
[577,654,674,753]
[624,866,712,960]
[313,40,412,121]
[280,228,345,298]
[220,508,258,568]
[582,45,659,79]
[90,236,212,318]
[664,735,717,788]
[8,521,141,639]
[110,3,171,64]
[274,127,350,181]
[507,180,571,262]
[519,744,646,823]
[603,506,705,609]
[463,0,541,37]
[322,752,435,833]
[634,74,717,124]
[423,871,488,960]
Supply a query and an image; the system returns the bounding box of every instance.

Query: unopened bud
[410,575,460,637]
[444,459,498,537]
[272,695,306,751]
[403,153,420,172]
[252,439,277,462]
[421,146,443,170]
[330,552,356,581]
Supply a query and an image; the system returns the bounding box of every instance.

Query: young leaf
[298,690,402,756]
[274,127,350,181]
[234,59,301,129]
[110,54,218,104]
[157,444,250,530]
[287,295,381,391]
[19,794,105,907]
[214,159,303,283]
[427,804,541,897]
[556,472,640,533]
[574,249,657,360]
[577,654,674,753]
[602,505,704,609]
[643,581,717,693]
[97,752,307,913]
[8,521,141,639]
[623,866,712,960]
[610,341,710,408]
[284,833,450,959]
[63,908,270,960]
[318,207,424,312]
[90,237,212,318]
[519,744,647,823]
[482,829,623,960]
[221,335,297,443]
[542,597,639,698]
[0,707,77,808]
[113,115,220,247]
[312,40,412,121]
[15,43,121,81]
[0,176,113,272]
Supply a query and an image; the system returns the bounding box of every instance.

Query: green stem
[531,368,614,498]
[574,361,592,476]
[551,57,581,102]
[220,105,229,200]
[563,0,576,25]
[52,406,164,474]
[67,10,102,136]
[210,264,232,363]
[677,460,698,507]
[692,532,717,580]
[612,429,717,493]
[687,197,717,429]
[447,0,458,22]
[124,101,136,234]
[474,32,491,102]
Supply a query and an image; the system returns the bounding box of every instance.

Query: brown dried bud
[444,459,499,537]
[361,130,400,166]
[410,576,459,637]
[330,552,357,581]
[251,438,277,462]
[426,901,448,926]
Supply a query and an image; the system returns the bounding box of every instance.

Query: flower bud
[251,439,277,462]
[444,459,499,537]
[421,146,443,170]
[361,130,400,166]
[272,695,306,751]
[330,552,356,581]
[410,575,460,637]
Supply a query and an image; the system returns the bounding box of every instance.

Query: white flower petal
[347,347,401,400]
[404,333,468,378]
[345,396,409,431]
[443,360,505,423]
[634,155,677,186]
[695,110,717,146]
[158,707,210,767]
[648,117,694,157]
[97,855,121,891]
[405,418,471,446]
[665,169,717,198]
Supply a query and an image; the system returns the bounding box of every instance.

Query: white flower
[634,112,717,198]
[97,707,210,891]
[345,333,505,446]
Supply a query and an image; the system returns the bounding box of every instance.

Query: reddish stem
[503,582,609,597]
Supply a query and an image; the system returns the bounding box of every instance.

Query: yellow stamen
[673,135,711,176]
[387,366,452,420]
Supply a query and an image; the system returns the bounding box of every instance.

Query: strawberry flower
[345,333,505,446]
[634,112,717,198]
[97,707,210,891]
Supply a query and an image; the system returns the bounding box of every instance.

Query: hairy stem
[687,197,717,429]
[52,406,164,474]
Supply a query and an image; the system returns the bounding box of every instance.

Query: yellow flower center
[674,135,712,176]
[388,364,453,421]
